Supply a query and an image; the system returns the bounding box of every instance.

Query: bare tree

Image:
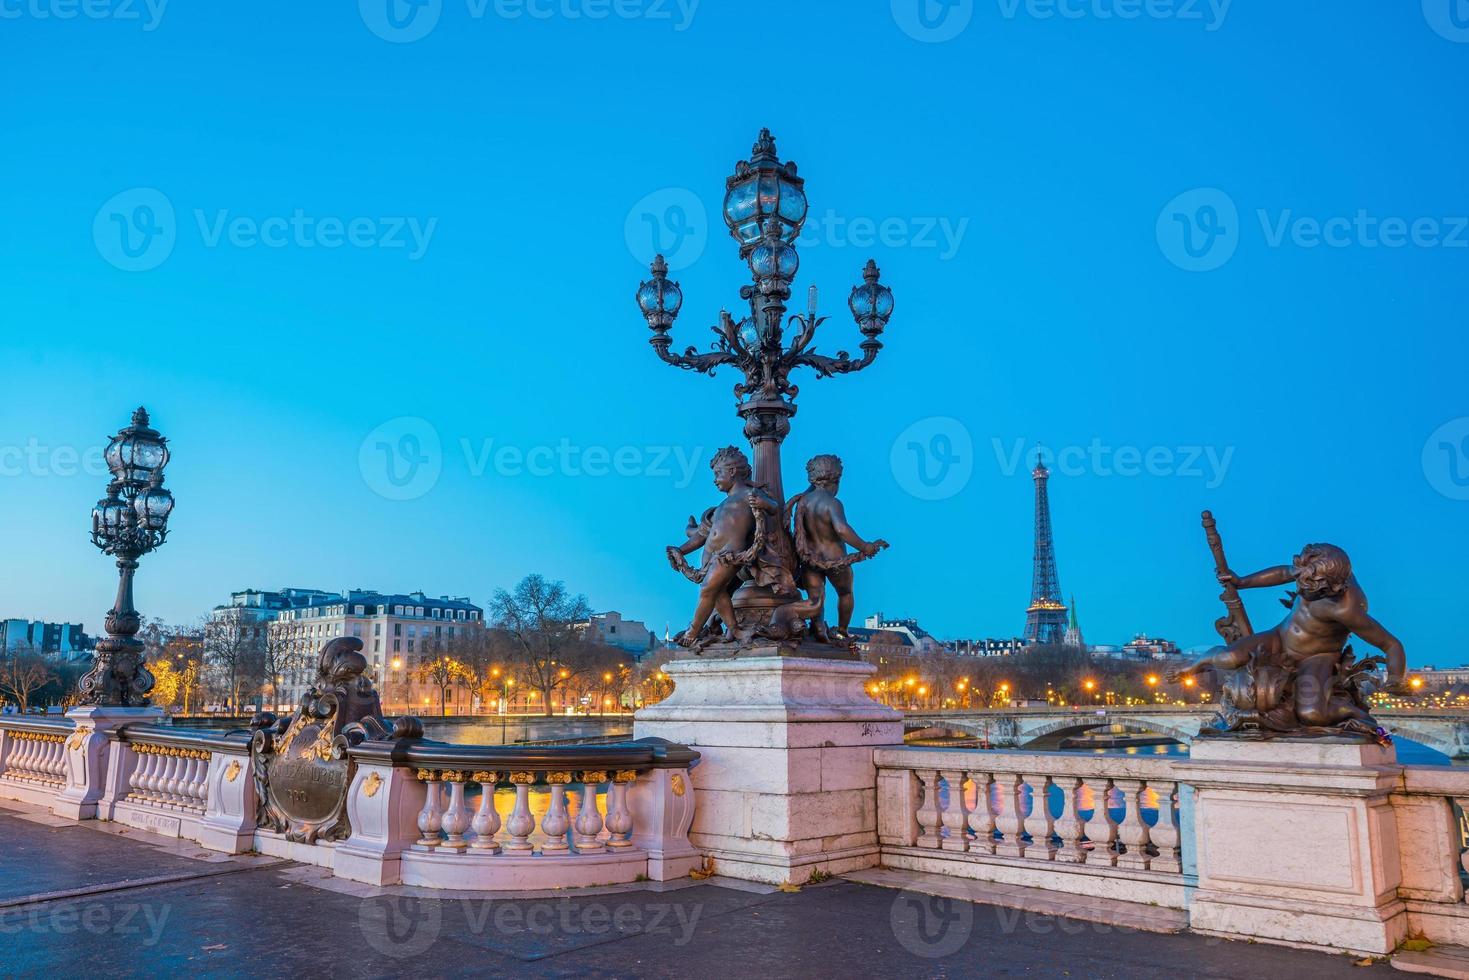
[489,574,593,717]
[0,644,57,713]
[203,615,266,711]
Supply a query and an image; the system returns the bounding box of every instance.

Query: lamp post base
[54,704,166,820]
[634,653,900,884]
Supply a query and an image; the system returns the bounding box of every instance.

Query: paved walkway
[0,801,1391,978]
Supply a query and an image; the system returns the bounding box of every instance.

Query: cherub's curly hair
[805,454,843,488]
[1296,543,1351,597]
[710,446,752,479]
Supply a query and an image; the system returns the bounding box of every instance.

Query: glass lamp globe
[94,483,129,534]
[749,238,798,281]
[722,129,808,252]
[848,260,894,334]
[636,255,683,326]
[134,475,175,531]
[105,407,169,487]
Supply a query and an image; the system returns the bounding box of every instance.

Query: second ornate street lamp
[80,407,175,708]
[636,129,895,646]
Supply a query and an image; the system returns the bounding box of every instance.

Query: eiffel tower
[1024,453,1069,645]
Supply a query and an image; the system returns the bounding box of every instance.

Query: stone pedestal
[1175,739,1408,956]
[54,705,164,820]
[634,652,901,885]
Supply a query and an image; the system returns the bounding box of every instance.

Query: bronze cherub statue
[785,454,888,645]
[1170,515,1409,742]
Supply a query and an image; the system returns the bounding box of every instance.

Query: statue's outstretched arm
[1339,605,1407,684]
[1233,564,1295,589]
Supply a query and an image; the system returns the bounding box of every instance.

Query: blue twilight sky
[2,1,1466,665]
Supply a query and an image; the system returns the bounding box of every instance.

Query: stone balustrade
[1383,763,1469,947]
[336,736,702,888]
[0,719,73,805]
[876,746,1191,909]
[105,726,254,847]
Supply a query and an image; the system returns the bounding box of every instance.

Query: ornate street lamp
[636,129,895,639]
[81,407,175,707]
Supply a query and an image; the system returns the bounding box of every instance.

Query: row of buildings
[0,619,92,662]
[848,610,1180,663]
[211,587,659,712]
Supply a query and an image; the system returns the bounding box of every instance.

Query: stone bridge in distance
[901,706,1469,759]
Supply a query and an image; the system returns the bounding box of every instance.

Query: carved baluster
[15,735,35,779]
[1021,773,1056,860]
[965,770,996,855]
[415,772,445,849]
[146,751,166,801]
[1053,776,1087,863]
[1114,778,1153,870]
[994,772,1028,858]
[940,770,969,852]
[574,773,607,853]
[191,756,210,807]
[605,772,636,847]
[916,769,943,848]
[128,749,148,800]
[440,775,471,851]
[1080,777,1118,866]
[177,756,197,806]
[1146,780,1181,874]
[470,773,501,852]
[51,739,68,781]
[159,752,181,806]
[541,773,572,852]
[134,749,154,799]
[503,773,536,851]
